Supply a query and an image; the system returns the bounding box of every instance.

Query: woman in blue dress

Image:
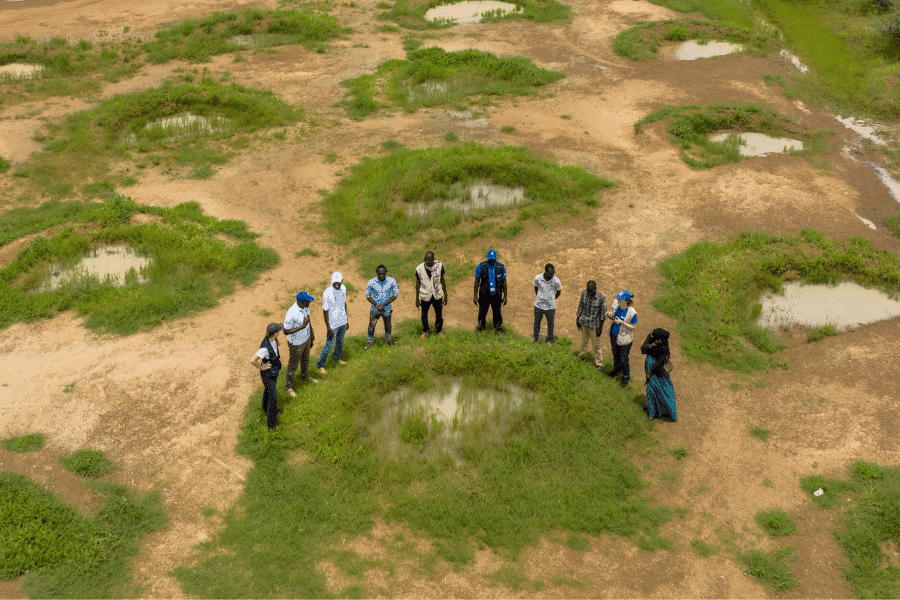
[640,328,677,421]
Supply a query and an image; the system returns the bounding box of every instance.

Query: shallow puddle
[757,281,900,331]
[709,132,803,156]
[42,245,151,291]
[842,143,900,204]
[779,49,808,73]
[0,63,43,79]
[672,40,743,60]
[425,0,521,24]
[406,180,526,217]
[363,378,541,463]
[837,115,890,146]
[123,113,230,145]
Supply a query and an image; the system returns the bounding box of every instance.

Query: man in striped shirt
[576,280,607,371]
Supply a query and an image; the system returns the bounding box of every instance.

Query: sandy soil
[1,0,900,596]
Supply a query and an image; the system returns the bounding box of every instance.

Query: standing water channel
[363,378,542,464]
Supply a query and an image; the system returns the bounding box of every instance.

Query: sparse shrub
[807,324,837,342]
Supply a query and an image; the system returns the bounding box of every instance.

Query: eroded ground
[1,0,900,596]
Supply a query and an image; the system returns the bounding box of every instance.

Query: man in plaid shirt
[576,280,607,372]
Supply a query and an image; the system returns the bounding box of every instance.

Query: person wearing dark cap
[606,289,637,388]
[640,328,677,421]
[473,248,507,332]
[283,291,317,397]
[251,323,283,431]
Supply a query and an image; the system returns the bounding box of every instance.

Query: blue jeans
[533,307,556,342]
[367,308,392,343]
[317,323,346,368]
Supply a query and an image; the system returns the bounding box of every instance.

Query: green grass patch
[886,214,900,238]
[322,143,611,250]
[0,472,166,597]
[668,446,688,459]
[143,8,343,63]
[3,433,45,453]
[800,461,900,597]
[737,546,797,591]
[634,103,831,169]
[339,46,563,118]
[174,326,671,596]
[0,195,279,335]
[59,448,114,477]
[748,425,770,441]
[18,78,299,196]
[295,247,320,257]
[379,0,569,30]
[807,323,837,342]
[613,19,771,60]
[755,508,796,537]
[690,538,717,556]
[653,230,900,372]
[0,36,143,106]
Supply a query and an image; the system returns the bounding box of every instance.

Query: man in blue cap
[473,248,507,332]
[283,291,317,397]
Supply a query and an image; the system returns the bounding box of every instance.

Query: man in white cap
[317,272,349,374]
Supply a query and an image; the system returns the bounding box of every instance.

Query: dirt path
[1,0,900,596]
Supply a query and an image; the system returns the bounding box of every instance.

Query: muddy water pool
[709,132,803,156]
[672,40,743,60]
[425,0,520,23]
[42,245,151,291]
[406,181,526,217]
[757,281,900,331]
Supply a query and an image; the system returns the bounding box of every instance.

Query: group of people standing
[250,248,676,430]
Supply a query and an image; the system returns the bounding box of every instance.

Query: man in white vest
[415,251,447,339]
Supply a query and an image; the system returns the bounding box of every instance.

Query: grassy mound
[340,46,564,118]
[379,0,569,30]
[0,195,279,335]
[14,78,299,197]
[634,103,831,169]
[322,142,611,280]
[0,472,167,597]
[613,19,771,61]
[653,230,900,372]
[801,461,900,598]
[144,8,343,63]
[174,325,671,597]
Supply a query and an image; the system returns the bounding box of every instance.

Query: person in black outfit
[250,322,283,430]
[473,248,507,332]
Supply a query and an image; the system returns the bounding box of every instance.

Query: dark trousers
[285,339,311,390]
[609,333,632,383]
[420,297,443,334]
[477,292,503,331]
[533,307,556,342]
[261,371,279,429]
[367,308,393,343]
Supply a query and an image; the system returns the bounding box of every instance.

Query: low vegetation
[59,448,114,477]
[801,461,900,598]
[0,471,166,597]
[748,425,771,440]
[613,19,771,61]
[755,508,796,537]
[174,325,671,597]
[634,103,831,169]
[321,143,611,279]
[339,46,564,118]
[3,433,44,453]
[654,229,900,372]
[379,0,570,29]
[886,214,900,238]
[0,195,279,335]
[15,78,300,197]
[807,323,837,342]
[143,8,344,62]
[736,546,797,591]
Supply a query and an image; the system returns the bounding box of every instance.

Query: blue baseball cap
[614,289,632,301]
[296,291,315,302]
[487,249,498,259]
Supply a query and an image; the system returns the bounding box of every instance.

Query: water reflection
[757,282,900,330]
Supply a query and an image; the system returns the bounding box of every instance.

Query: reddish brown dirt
[1,0,900,596]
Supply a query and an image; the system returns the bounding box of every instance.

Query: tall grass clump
[143,8,343,63]
[59,448,115,477]
[634,103,831,169]
[17,78,299,196]
[755,509,796,537]
[380,0,569,29]
[613,19,771,60]
[174,327,670,597]
[340,47,564,117]
[322,143,611,247]
[0,472,167,597]
[0,36,143,106]
[3,433,45,453]
[654,230,900,372]
[0,195,279,335]
[737,546,797,591]
[800,461,900,598]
